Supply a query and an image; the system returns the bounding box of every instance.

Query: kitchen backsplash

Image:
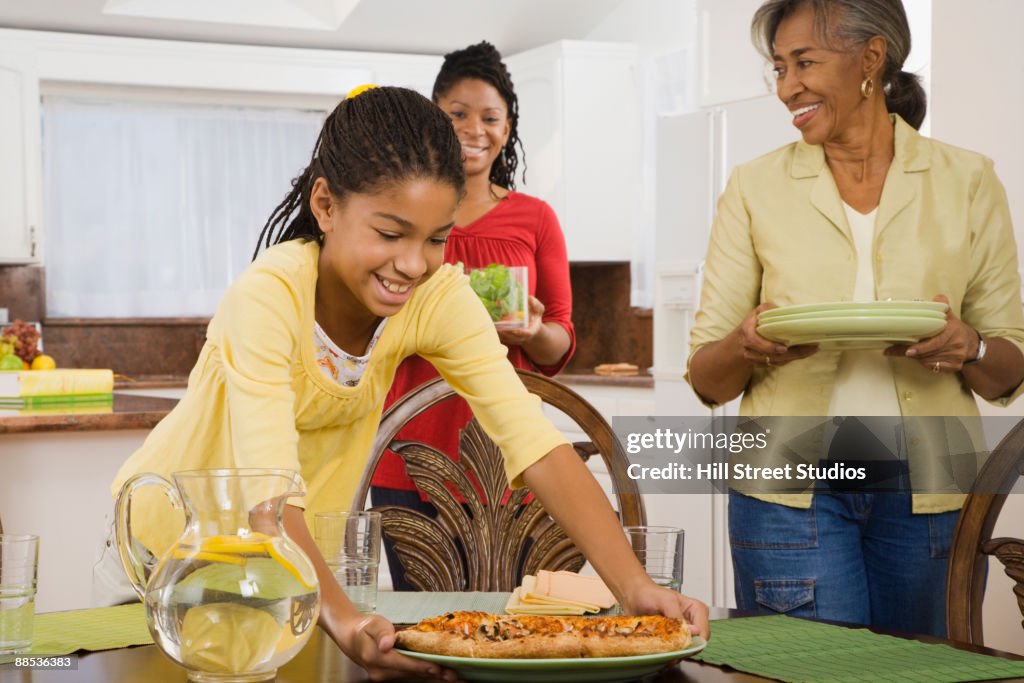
[565,262,652,375]
[43,318,208,378]
[0,265,45,323]
[3,262,651,377]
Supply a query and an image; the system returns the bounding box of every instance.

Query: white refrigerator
[650,94,797,607]
[653,94,797,401]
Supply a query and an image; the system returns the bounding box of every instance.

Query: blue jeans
[729,491,959,637]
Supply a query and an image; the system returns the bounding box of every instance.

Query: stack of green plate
[756,300,948,350]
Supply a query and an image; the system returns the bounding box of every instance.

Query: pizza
[395,611,691,659]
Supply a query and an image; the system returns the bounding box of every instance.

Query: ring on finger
[765,354,772,367]
[932,361,941,374]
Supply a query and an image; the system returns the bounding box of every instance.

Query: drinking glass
[314,511,381,613]
[0,534,39,655]
[623,526,684,591]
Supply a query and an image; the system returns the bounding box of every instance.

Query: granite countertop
[0,393,179,434]
[2,371,652,435]
[556,372,654,388]
[117,372,656,389]
[114,375,188,390]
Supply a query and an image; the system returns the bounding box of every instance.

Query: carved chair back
[946,418,1024,644]
[352,370,646,592]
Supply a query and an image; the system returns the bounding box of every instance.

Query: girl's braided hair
[254,86,465,257]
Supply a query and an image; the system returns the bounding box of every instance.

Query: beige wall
[931,0,1024,269]
[933,0,1024,654]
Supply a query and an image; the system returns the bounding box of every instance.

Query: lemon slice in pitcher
[173,533,314,590]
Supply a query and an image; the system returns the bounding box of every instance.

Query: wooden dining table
[2,605,1023,683]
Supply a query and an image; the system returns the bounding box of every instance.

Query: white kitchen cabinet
[0,49,42,264]
[506,41,640,262]
[544,382,655,441]
[0,429,150,612]
[547,380,717,605]
[696,0,772,106]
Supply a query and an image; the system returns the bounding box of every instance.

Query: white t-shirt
[312,318,387,387]
[827,203,902,417]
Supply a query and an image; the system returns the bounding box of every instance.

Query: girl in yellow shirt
[109,85,709,679]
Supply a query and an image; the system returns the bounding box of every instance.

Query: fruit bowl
[1,320,44,370]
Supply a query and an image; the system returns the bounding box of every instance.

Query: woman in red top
[370,41,575,589]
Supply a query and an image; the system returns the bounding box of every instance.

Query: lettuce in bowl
[468,264,528,327]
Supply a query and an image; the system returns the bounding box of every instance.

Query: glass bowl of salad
[468,264,529,329]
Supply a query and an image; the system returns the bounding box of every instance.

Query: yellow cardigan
[687,115,1024,513]
[112,239,567,553]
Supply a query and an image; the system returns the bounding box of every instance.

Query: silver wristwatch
[965,332,987,365]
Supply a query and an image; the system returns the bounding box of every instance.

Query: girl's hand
[620,582,711,641]
[336,614,456,681]
[497,296,545,346]
[884,294,979,373]
[737,303,818,369]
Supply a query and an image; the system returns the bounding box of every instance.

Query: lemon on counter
[30,354,56,370]
[0,354,23,371]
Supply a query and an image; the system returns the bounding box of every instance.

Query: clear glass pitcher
[115,468,320,683]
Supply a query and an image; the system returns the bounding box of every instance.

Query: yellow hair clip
[346,84,379,99]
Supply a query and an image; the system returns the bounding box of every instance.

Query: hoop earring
[860,77,875,99]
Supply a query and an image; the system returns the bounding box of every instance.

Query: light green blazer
[687,115,1024,512]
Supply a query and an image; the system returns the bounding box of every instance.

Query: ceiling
[0,0,623,55]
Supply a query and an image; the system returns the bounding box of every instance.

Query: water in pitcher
[328,558,378,614]
[146,536,319,682]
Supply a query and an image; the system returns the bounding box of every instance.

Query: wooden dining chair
[946,418,1024,644]
[352,369,646,592]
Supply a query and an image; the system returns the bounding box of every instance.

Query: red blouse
[371,191,575,492]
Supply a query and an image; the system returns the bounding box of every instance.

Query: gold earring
[860,77,875,99]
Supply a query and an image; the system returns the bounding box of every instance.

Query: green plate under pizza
[396,637,707,682]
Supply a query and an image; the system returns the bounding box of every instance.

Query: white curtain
[42,96,324,317]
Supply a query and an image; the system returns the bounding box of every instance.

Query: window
[42,94,325,317]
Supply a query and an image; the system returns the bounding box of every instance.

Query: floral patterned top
[313,318,387,387]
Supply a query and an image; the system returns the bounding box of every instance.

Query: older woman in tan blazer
[687,0,1024,638]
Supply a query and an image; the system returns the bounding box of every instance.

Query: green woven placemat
[0,592,503,663]
[0,603,152,663]
[694,615,1024,683]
